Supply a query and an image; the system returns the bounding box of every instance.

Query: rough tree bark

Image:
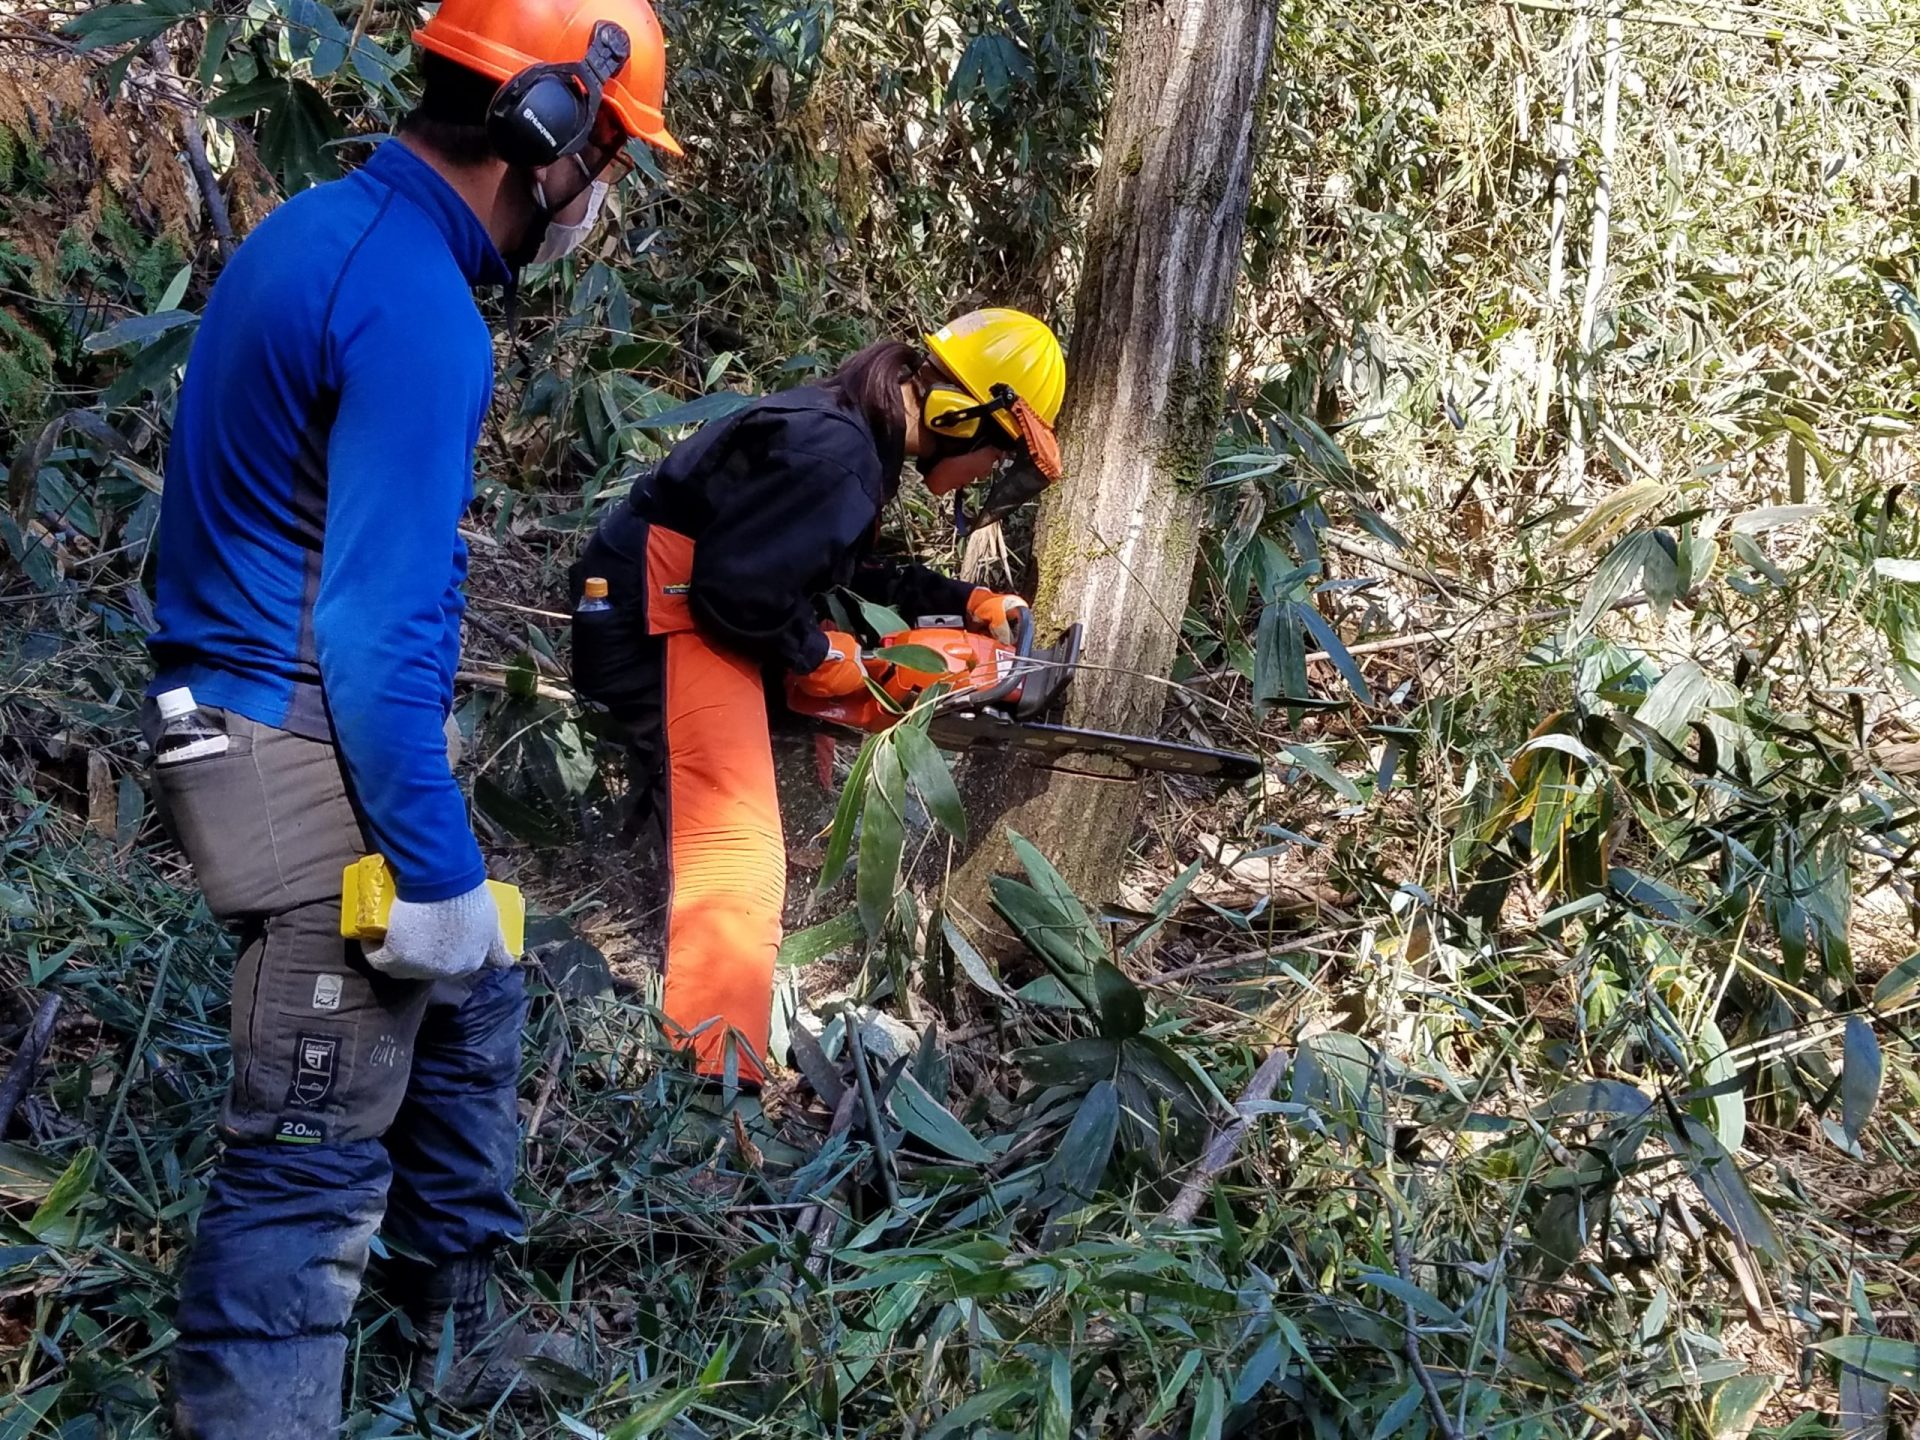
[954,0,1278,907]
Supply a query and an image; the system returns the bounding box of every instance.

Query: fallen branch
[455,668,574,705]
[145,38,233,248]
[1323,533,1468,599]
[1391,1206,1467,1440]
[1158,1047,1292,1225]
[1145,930,1349,986]
[0,994,63,1137]
[1307,592,1650,665]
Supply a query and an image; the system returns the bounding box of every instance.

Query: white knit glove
[364,881,515,980]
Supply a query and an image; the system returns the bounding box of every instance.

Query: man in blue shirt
[143,1,679,1432]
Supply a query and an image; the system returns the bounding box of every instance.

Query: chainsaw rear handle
[964,602,1037,710]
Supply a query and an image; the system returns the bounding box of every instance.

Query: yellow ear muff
[923,385,983,440]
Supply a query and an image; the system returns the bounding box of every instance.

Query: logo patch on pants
[287,1034,339,1108]
[312,974,343,1011]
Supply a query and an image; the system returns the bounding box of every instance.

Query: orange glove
[967,589,1030,645]
[795,630,867,697]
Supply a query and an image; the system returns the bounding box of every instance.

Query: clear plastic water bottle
[154,687,229,766]
[576,576,612,614]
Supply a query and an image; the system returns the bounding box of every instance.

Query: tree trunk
[954,0,1278,908]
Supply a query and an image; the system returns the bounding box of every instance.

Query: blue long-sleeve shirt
[148,139,509,902]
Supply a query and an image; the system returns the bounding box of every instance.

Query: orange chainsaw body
[786,627,1011,733]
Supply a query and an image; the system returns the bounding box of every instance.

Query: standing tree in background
[962,0,1278,901]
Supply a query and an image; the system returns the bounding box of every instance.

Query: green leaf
[1042,1079,1119,1204]
[1229,1327,1288,1405]
[817,732,876,893]
[942,917,1013,1001]
[604,1386,700,1439]
[1253,598,1309,717]
[632,390,753,430]
[890,1070,989,1163]
[857,739,906,938]
[0,1143,66,1203]
[1092,960,1146,1038]
[1873,952,1920,1008]
[850,594,910,637]
[1282,742,1364,801]
[1042,1350,1072,1440]
[896,721,967,841]
[870,643,952,677]
[63,0,199,50]
[1706,1375,1778,1438]
[1694,1016,1746,1153]
[1815,1336,1920,1390]
[1840,1014,1883,1149]
[777,910,864,968]
[81,309,187,357]
[1295,601,1374,704]
[1575,531,1656,634]
[28,1147,97,1237]
[1188,1372,1225,1440]
[1012,1037,1121,1088]
[924,1381,1028,1440]
[1352,1268,1464,1328]
[1369,1384,1427,1440]
[1669,1115,1781,1262]
[102,323,197,408]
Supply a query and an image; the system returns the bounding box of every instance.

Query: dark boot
[409,1254,533,1410]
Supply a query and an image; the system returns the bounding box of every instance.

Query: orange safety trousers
[643,527,785,1081]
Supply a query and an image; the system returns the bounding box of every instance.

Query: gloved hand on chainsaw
[796,629,868,697]
[966,589,1030,646]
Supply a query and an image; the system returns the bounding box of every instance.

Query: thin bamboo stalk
[1565,6,1624,495]
[1533,4,1588,431]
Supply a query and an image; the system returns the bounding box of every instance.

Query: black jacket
[624,385,974,673]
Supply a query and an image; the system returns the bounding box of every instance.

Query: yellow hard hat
[924,308,1066,443]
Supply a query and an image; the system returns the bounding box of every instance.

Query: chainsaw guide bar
[928,709,1264,781]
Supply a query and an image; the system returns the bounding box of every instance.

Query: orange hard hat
[415,0,681,156]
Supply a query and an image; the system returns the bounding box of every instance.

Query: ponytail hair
[821,339,918,469]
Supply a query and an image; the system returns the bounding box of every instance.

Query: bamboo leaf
[1294,601,1374,703]
[890,1070,990,1163]
[942,917,1014,1001]
[1840,1014,1883,1149]
[856,738,906,938]
[817,732,877,893]
[27,1147,97,1237]
[1092,960,1146,1039]
[777,909,864,968]
[896,720,967,841]
[1816,1336,1920,1390]
[1282,742,1364,801]
[1872,952,1920,1008]
[1043,1079,1119,1204]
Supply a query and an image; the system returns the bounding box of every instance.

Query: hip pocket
[149,721,280,918]
[570,534,659,712]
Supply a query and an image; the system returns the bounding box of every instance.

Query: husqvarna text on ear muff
[485,19,630,168]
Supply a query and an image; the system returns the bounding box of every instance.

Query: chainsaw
[785,607,1262,782]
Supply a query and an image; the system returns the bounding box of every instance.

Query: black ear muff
[487,21,631,169]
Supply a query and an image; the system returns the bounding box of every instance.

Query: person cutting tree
[140,0,680,1431]
[568,309,1066,1082]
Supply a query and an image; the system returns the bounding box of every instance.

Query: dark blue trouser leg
[170,1140,389,1440]
[382,965,529,1265]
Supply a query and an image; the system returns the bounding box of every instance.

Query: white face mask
[529,176,608,265]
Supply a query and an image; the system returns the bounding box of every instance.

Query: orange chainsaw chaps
[649,525,783,1082]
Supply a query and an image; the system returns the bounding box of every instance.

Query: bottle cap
[583,577,609,600]
[156,687,197,721]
